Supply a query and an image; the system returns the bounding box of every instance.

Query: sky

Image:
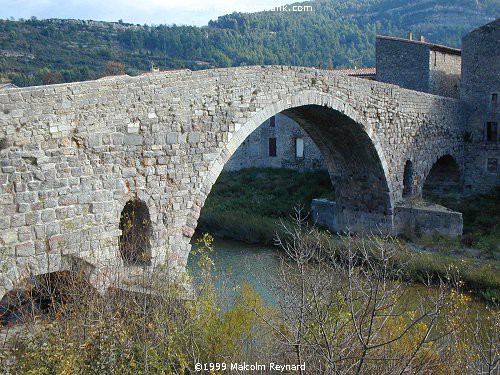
[0,0,302,26]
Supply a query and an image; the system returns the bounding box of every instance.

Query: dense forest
[0,0,498,87]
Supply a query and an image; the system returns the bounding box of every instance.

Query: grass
[202,167,335,217]
[423,188,500,260]
[197,168,334,244]
[198,210,282,245]
[322,233,500,304]
[401,250,500,303]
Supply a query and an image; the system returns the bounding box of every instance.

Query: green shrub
[476,233,500,259]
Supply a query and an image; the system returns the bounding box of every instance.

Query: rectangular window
[295,137,304,158]
[268,137,277,157]
[487,158,498,173]
[269,116,276,127]
[486,122,498,142]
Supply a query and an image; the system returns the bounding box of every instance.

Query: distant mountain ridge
[0,0,498,87]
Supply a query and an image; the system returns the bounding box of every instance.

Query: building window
[268,137,277,157]
[295,138,304,158]
[269,116,276,127]
[487,158,498,173]
[492,93,498,105]
[486,122,498,142]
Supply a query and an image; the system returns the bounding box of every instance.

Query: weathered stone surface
[461,19,500,194]
[314,198,464,237]
[0,62,488,300]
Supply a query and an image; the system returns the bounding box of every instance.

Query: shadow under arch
[423,154,462,198]
[0,253,110,311]
[0,270,96,326]
[192,90,394,234]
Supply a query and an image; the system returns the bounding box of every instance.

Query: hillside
[0,0,498,87]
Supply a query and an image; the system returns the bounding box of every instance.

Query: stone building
[376,34,462,99]
[460,19,500,194]
[224,113,326,172]
[226,20,499,185]
[375,20,499,195]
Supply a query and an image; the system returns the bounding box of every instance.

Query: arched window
[119,199,152,265]
[402,160,413,197]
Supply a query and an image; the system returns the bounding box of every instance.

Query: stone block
[122,167,137,178]
[124,134,143,145]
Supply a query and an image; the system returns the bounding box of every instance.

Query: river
[188,236,283,305]
[187,236,495,315]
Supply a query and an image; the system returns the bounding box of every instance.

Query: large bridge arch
[188,90,395,251]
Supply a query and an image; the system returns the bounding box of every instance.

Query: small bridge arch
[423,154,462,197]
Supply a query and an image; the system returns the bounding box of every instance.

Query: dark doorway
[268,137,277,157]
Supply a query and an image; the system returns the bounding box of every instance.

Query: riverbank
[198,168,500,303]
[422,188,500,260]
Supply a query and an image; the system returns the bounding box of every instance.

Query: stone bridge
[0,66,467,298]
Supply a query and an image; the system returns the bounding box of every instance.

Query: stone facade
[224,113,325,172]
[376,36,461,98]
[0,65,468,299]
[461,19,500,194]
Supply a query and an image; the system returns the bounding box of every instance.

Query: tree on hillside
[39,68,63,85]
[103,61,126,76]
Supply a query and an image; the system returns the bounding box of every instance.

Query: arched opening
[1,271,92,327]
[402,160,413,197]
[282,105,392,219]
[188,102,394,294]
[194,103,393,244]
[119,199,152,266]
[423,155,461,197]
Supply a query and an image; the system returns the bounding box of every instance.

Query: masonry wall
[376,37,461,98]
[428,50,461,98]
[394,204,463,237]
[224,113,326,172]
[311,199,338,231]
[376,37,430,92]
[461,19,500,194]
[0,66,467,299]
[312,198,463,237]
